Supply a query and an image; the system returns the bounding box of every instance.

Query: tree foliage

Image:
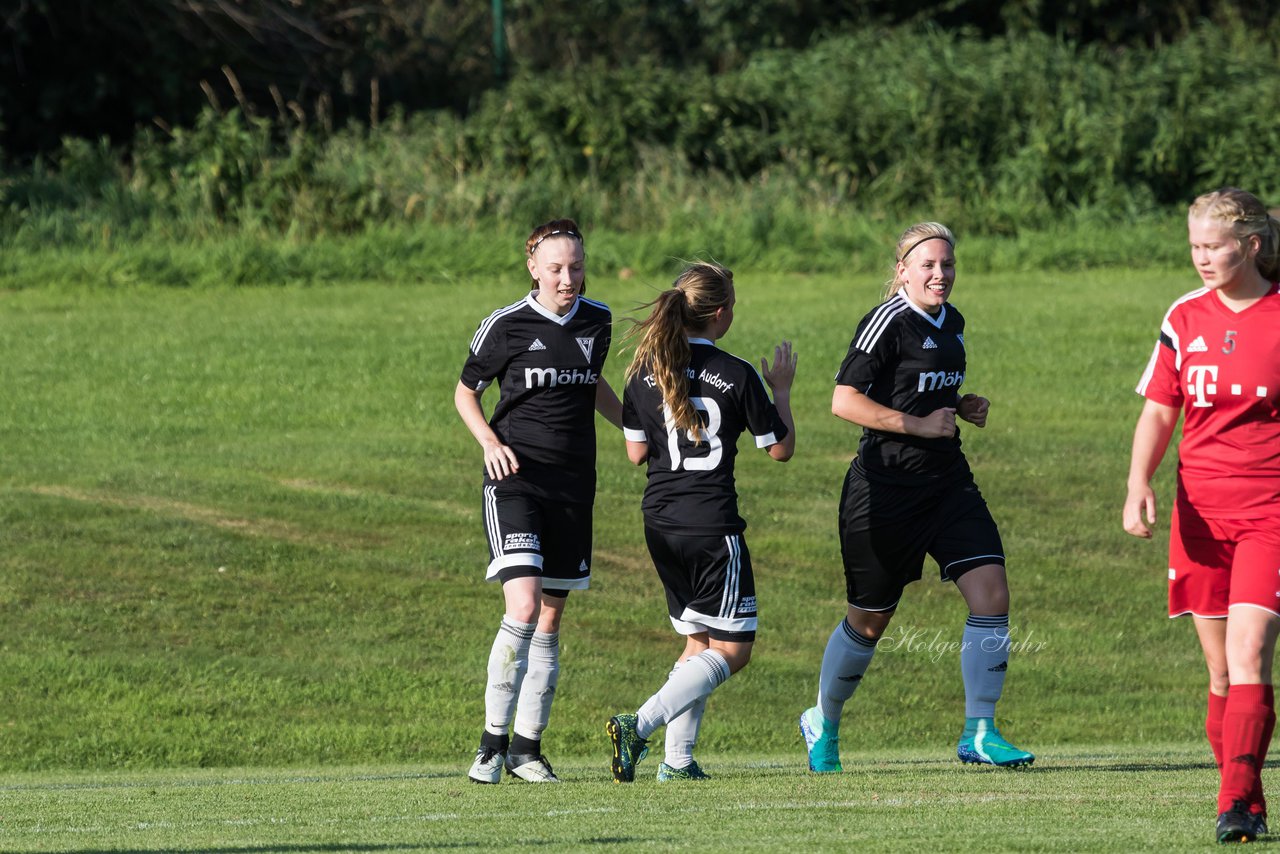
[2,0,1274,158]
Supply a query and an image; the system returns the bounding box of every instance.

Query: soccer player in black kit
[606,262,796,782]
[455,219,623,784]
[799,222,1034,772]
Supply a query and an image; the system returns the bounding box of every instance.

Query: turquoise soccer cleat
[956,717,1034,767]
[800,706,842,773]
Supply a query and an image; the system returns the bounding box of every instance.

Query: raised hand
[761,340,797,393]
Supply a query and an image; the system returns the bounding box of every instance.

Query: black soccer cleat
[1217,800,1258,844]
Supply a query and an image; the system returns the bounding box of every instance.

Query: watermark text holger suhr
[875,625,1048,663]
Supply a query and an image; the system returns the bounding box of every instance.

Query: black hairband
[529,229,582,255]
[899,234,953,262]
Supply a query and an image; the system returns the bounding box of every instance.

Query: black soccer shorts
[482,485,592,591]
[644,525,757,642]
[837,465,1005,611]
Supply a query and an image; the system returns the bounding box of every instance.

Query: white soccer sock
[513,630,559,741]
[483,617,536,736]
[636,650,730,741]
[817,619,878,725]
[663,659,707,768]
[961,614,1009,719]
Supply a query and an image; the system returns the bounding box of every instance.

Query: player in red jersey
[1125,187,1280,844]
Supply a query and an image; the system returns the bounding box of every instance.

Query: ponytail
[1259,215,1280,281]
[625,262,735,442]
[626,292,697,437]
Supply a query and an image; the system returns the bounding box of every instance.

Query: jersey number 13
[664,397,722,471]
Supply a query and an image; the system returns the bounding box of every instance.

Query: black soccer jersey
[835,293,970,483]
[623,339,789,535]
[460,292,612,501]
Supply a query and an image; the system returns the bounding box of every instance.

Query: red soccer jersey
[1136,283,1280,518]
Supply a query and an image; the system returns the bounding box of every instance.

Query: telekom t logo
[1186,365,1218,408]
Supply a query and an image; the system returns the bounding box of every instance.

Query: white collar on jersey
[899,291,947,328]
[525,291,580,325]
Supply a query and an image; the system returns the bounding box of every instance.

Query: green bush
[2,23,1277,274]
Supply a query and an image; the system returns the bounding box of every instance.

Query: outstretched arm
[1123,398,1179,539]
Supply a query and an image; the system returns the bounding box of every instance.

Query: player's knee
[977,591,1010,615]
[714,642,753,674]
[507,604,539,624]
[846,610,893,641]
[505,590,542,624]
[1226,638,1271,679]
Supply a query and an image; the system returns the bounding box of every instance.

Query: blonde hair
[625,263,734,441]
[1189,187,1280,280]
[881,221,956,301]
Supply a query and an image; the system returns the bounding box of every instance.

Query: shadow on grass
[1031,759,1219,773]
[23,841,648,854]
[0,771,459,793]
[10,847,450,854]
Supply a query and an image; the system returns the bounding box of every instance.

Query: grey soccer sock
[513,630,559,742]
[636,650,730,740]
[483,617,536,736]
[663,659,707,768]
[817,619,878,725]
[960,614,1009,719]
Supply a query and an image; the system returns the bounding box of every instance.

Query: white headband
[529,229,582,255]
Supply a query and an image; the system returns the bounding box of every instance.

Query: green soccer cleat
[656,760,711,782]
[607,713,649,783]
[956,717,1034,768]
[800,706,842,773]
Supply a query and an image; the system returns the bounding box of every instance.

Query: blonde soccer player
[607,262,796,782]
[1125,188,1280,843]
[801,222,1033,773]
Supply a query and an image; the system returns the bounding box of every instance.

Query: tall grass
[2,23,1275,271]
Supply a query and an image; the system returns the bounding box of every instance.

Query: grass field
[0,264,1249,850]
[0,744,1232,851]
